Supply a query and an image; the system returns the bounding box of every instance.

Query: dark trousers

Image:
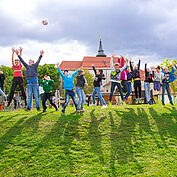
[42,92,58,110]
[63,90,78,111]
[8,77,27,105]
[134,80,141,98]
[109,82,124,102]
[121,80,128,93]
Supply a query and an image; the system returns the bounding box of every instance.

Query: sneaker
[90,103,96,106]
[80,108,85,112]
[56,109,59,111]
[135,99,139,104]
[37,108,41,111]
[76,109,81,112]
[139,99,142,104]
[61,109,65,113]
[170,101,174,106]
[26,107,31,111]
[162,102,165,106]
[123,101,126,106]
[101,105,107,110]
[109,101,112,106]
[43,110,47,113]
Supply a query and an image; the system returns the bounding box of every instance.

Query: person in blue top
[57,63,79,113]
[161,66,175,106]
[15,49,44,111]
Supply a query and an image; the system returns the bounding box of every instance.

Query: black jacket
[144,64,154,83]
[130,60,141,79]
[92,66,105,87]
[76,74,86,89]
[0,73,5,90]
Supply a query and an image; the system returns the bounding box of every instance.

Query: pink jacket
[120,69,129,80]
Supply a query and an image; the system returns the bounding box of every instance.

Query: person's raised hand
[12,48,15,53]
[56,62,60,68]
[126,58,129,62]
[40,50,44,56]
[92,64,94,67]
[15,49,19,56]
[112,53,115,58]
[19,47,23,52]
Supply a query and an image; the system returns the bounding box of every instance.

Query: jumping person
[144,63,154,105]
[57,63,79,113]
[130,58,142,104]
[7,48,27,107]
[0,71,5,91]
[76,70,88,111]
[15,49,44,111]
[161,66,175,106]
[40,75,58,112]
[109,54,128,106]
[153,65,164,93]
[90,64,107,109]
[123,66,133,103]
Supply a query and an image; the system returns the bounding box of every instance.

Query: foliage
[160,58,177,95]
[0,104,176,176]
[0,64,60,95]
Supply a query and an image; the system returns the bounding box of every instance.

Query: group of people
[0,49,176,113]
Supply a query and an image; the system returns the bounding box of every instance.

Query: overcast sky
[0,0,177,68]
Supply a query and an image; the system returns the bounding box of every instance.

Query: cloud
[0,0,177,67]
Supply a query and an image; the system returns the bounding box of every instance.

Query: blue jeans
[76,87,85,109]
[92,87,106,106]
[124,81,132,100]
[27,83,40,109]
[63,90,78,111]
[144,82,151,102]
[109,82,124,102]
[162,83,172,103]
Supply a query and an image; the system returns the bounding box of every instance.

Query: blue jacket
[162,67,175,83]
[58,67,79,90]
[18,55,42,83]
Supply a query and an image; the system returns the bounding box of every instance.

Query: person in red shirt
[7,47,27,107]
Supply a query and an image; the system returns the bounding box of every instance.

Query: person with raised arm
[76,70,88,112]
[144,62,154,105]
[7,47,27,107]
[90,64,107,109]
[57,63,79,113]
[15,49,44,111]
[130,58,142,104]
[161,65,175,106]
[109,54,128,106]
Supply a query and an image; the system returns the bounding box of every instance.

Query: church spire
[96,37,107,57]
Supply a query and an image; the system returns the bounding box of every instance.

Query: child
[76,70,88,111]
[40,75,58,112]
[161,66,175,105]
[15,49,44,111]
[90,64,107,109]
[123,66,132,102]
[109,54,128,105]
[153,65,163,93]
[130,58,142,104]
[7,48,27,107]
[144,63,154,105]
[0,71,5,90]
[57,63,79,113]
[0,87,7,106]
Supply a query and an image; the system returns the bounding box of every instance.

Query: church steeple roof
[96,37,107,57]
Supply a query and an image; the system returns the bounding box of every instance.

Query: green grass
[0,104,177,177]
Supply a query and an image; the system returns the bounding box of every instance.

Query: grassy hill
[0,104,176,177]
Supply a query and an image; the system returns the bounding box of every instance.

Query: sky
[0,0,177,68]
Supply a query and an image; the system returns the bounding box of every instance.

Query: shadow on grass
[0,114,20,124]
[0,113,45,154]
[109,108,144,176]
[149,107,177,143]
[25,112,82,174]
